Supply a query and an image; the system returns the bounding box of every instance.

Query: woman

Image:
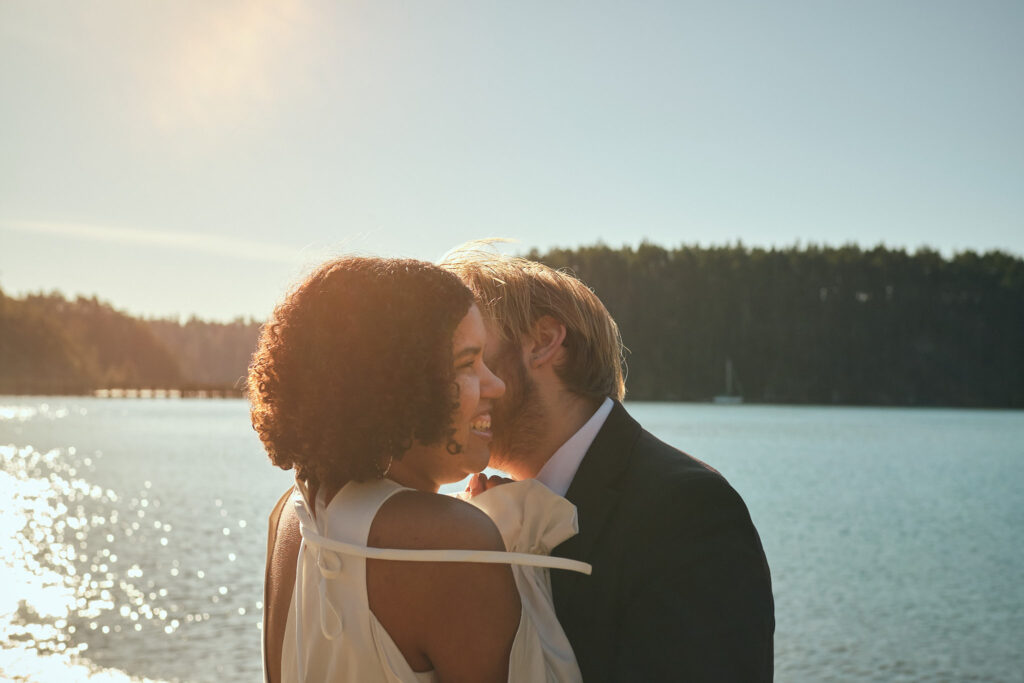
[250,257,588,682]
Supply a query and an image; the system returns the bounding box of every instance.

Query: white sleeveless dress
[278,478,591,683]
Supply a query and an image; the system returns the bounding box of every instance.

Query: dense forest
[146,317,262,387]
[0,289,259,395]
[528,243,1024,407]
[1,243,1021,406]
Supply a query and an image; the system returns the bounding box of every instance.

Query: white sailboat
[713,358,744,404]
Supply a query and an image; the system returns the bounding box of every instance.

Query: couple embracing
[252,246,774,682]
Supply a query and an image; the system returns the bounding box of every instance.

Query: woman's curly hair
[247,257,474,491]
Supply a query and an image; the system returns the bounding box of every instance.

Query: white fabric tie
[299,528,593,574]
[316,548,344,640]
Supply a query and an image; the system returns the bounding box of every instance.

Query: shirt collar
[535,397,614,496]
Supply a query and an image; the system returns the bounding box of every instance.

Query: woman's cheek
[458,376,476,415]
[464,376,481,411]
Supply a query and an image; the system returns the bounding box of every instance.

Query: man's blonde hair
[440,241,626,401]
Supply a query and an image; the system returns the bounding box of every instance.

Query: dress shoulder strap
[295,477,408,547]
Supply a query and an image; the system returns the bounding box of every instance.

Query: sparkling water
[1,398,1022,682]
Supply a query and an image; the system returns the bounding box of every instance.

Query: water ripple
[0,442,262,682]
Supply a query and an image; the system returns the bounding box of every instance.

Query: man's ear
[525,316,567,369]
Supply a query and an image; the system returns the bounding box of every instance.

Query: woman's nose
[482,363,505,399]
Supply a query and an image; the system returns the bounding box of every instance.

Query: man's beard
[490,349,547,476]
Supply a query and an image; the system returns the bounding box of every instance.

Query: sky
[1,1,1021,321]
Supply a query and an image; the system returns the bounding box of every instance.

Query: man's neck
[501,391,602,480]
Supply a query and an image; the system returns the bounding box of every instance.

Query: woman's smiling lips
[469,412,492,437]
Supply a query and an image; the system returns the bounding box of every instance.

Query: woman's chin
[463,450,492,478]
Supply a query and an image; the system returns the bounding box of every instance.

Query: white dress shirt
[535,398,614,496]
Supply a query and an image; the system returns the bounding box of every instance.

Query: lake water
[1,398,1022,682]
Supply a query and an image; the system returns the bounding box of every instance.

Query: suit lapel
[551,401,641,611]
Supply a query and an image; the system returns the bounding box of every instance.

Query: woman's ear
[525,316,567,369]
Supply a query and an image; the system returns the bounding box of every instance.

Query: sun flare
[147,0,311,133]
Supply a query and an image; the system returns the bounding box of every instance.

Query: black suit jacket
[551,402,774,682]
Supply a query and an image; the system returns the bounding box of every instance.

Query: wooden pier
[92,385,243,399]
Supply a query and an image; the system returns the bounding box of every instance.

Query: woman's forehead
[453,304,486,348]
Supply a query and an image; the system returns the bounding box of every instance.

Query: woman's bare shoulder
[368,489,505,552]
[366,490,520,680]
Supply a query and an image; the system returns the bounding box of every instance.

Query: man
[442,247,775,682]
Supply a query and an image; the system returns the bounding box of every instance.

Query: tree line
[1,243,1021,406]
[0,290,260,395]
[529,243,1023,407]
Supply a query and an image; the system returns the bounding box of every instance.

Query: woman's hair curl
[247,257,474,491]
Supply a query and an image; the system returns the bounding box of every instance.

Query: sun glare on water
[0,404,264,682]
[0,444,158,681]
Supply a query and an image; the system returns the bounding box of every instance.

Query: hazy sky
[2,1,1021,320]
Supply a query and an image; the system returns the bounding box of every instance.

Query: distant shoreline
[0,386,244,399]
[2,393,1021,410]
[4,245,1022,407]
